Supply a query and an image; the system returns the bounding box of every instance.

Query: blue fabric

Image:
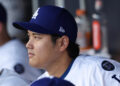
[60,59,75,79]
[13,5,77,43]
[31,77,75,86]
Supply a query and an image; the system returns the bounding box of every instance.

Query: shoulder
[75,54,120,71]
[74,55,120,85]
[0,69,28,86]
[8,39,26,50]
[0,39,27,54]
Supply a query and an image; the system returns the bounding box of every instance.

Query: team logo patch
[32,8,40,19]
[102,60,115,71]
[14,63,25,74]
[59,26,65,33]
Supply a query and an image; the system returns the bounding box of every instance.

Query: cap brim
[13,22,53,34]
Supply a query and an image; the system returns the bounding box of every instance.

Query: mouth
[28,53,34,58]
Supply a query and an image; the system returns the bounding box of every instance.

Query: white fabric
[0,39,41,83]
[0,69,28,86]
[37,55,120,86]
[37,71,53,80]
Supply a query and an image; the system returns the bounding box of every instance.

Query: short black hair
[50,34,79,59]
[0,3,7,23]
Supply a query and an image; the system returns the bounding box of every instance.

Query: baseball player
[0,3,42,85]
[13,5,120,86]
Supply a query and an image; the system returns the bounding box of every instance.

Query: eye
[34,35,42,39]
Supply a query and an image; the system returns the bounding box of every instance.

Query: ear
[56,35,69,52]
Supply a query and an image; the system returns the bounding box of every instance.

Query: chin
[29,62,43,69]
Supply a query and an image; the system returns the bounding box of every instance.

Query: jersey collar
[60,59,75,79]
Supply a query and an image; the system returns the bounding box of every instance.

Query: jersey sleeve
[0,76,28,86]
[90,58,120,86]
[0,69,28,86]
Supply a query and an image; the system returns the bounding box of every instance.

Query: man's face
[26,30,60,69]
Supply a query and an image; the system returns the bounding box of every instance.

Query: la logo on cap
[32,8,40,19]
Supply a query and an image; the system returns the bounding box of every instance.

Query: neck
[46,52,72,78]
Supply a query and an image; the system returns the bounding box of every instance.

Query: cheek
[29,41,55,68]
[35,42,53,57]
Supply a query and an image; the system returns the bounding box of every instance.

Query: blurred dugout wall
[0,0,32,41]
[32,0,79,16]
[86,0,120,61]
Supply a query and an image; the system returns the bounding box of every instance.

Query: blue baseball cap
[31,77,75,86]
[13,5,77,43]
[0,3,7,23]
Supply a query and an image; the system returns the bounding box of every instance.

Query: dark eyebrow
[32,32,41,35]
[27,31,41,35]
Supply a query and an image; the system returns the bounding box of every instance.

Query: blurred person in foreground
[13,5,120,86]
[0,3,42,86]
[31,77,75,86]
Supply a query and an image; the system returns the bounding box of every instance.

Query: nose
[26,39,33,49]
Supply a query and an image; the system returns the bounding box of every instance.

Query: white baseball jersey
[37,55,120,86]
[0,39,41,83]
[0,68,28,86]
